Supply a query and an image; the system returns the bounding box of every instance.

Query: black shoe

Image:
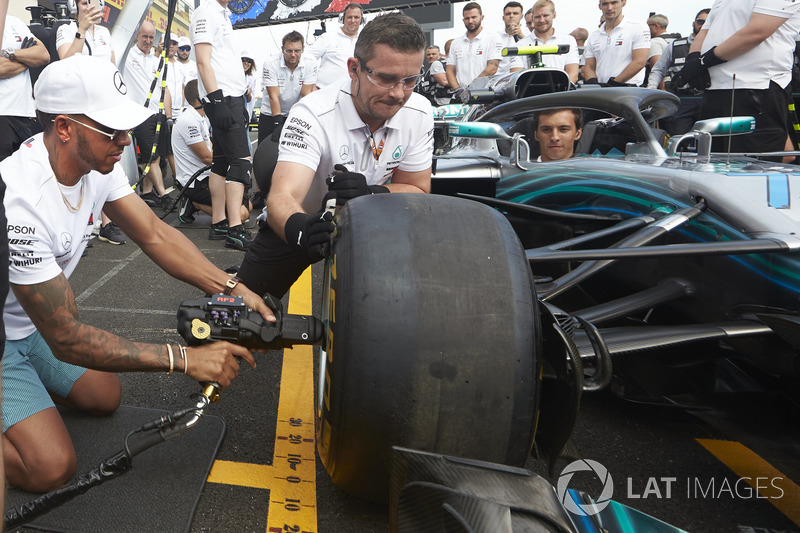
[209,220,228,240]
[177,196,195,224]
[140,191,160,207]
[160,194,175,213]
[225,224,252,251]
[98,223,126,245]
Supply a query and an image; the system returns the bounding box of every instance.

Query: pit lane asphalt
[31,167,800,532]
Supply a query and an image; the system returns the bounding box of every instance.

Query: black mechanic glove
[284,210,335,261]
[20,37,37,49]
[451,87,469,104]
[204,89,234,131]
[325,164,389,207]
[605,77,626,87]
[271,115,286,142]
[584,77,599,85]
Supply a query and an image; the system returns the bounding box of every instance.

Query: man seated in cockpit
[533,107,583,161]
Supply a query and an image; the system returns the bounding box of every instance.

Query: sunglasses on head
[178,45,190,51]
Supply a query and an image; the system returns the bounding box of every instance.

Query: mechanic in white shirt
[191,0,253,251]
[236,13,434,299]
[0,55,268,493]
[674,0,800,154]
[175,36,198,83]
[306,3,362,89]
[0,15,50,161]
[173,79,251,223]
[497,1,526,76]
[583,0,650,86]
[516,0,580,83]
[447,2,504,90]
[258,30,318,144]
[242,50,258,125]
[124,21,172,209]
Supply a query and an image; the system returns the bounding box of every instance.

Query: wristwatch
[224,276,241,295]
[1,47,15,61]
[75,32,84,39]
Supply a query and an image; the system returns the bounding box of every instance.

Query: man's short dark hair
[354,13,425,63]
[342,3,363,18]
[463,2,482,15]
[184,78,199,106]
[696,8,711,18]
[283,30,304,47]
[532,108,584,131]
[36,111,59,134]
[504,1,523,12]
[426,45,441,52]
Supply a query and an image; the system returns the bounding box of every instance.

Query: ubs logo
[339,145,349,161]
[114,71,127,95]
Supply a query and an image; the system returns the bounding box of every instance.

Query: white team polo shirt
[260,55,318,117]
[447,30,504,88]
[56,22,113,62]
[165,59,185,116]
[172,106,210,188]
[190,0,246,98]
[176,59,198,84]
[306,26,360,89]
[0,16,36,118]
[277,77,434,214]
[496,32,525,75]
[585,17,651,84]
[703,0,800,90]
[0,134,133,340]
[517,31,580,71]
[124,45,163,112]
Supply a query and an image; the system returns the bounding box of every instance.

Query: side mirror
[447,121,512,140]
[691,117,755,136]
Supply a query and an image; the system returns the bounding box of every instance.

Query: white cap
[241,50,253,61]
[35,55,154,131]
[169,33,179,43]
[178,36,191,48]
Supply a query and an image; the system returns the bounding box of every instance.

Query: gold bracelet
[179,345,188,375]
[166,344,174,375]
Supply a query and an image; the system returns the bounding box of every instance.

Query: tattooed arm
[11,273,256,388]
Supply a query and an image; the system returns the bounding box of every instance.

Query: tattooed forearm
[11,275,169,372]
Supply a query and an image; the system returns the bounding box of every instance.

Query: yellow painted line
[697,439,800,526]
[206,267,318,532]
[207,460,274,490]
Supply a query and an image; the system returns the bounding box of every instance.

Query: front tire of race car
[316,193,540,502]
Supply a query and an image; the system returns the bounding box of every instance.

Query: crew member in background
[173,79,252,224]
[0,14,49,161]
[56,0,125,246]
[306,3,362,89]
[258,30,317,144]
[647,9,709,136]
[447,2,503,91]
[192,0,254,251]
[242,50,257,132]
[517,0,580,84]
[570,27,589,82]
[524,8,535,33]
[583,0,650,86]
[646,14,673,71]
[124,21,173,211]
[236,13,434,299]
[176,36,197,84]
[673,0,800,155]
[417,45,453,106]
[497,2,526,75]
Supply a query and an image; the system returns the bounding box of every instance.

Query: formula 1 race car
[312,68,800,514]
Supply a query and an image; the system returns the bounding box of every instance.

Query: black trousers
[236,223,313,300]
[701,81,791,155]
